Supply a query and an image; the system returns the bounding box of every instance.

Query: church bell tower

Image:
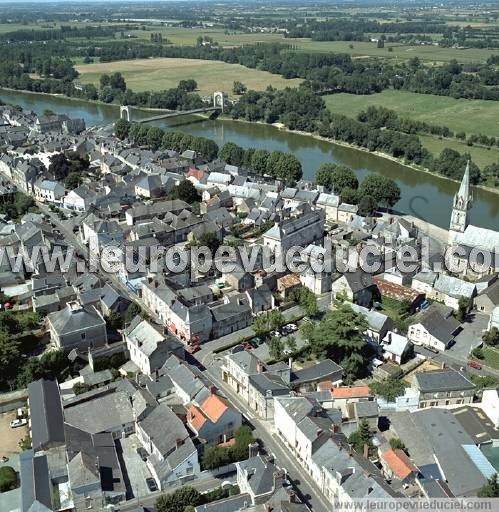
[449,161,472,244]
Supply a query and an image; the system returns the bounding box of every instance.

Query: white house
[33,180,65,204]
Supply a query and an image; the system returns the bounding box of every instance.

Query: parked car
[146,477,158,492]
[136,447,148,462]
[10,418,27,429]
[186,344,201,354]
[241,341,253,351]
[284,323,298,332]
[250,336,263,347]
[467,360,482,370]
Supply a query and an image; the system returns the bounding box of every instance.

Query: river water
[1,88,498,231]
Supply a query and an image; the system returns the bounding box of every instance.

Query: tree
[114,118,130,140]
[286,335,297,353]
[99,74,110,88]
[274,153,302,183]
[251,149,270,175]
[359,174,400,209]
[73,382,89,395]
[64,172,82,190]
[340,187,359,205]
[290,287,318,317]
[0,311,20,334]
[0,466,17,492]
[0,332,20,388]
[124,302,143,325]
[109,72,126,91]
[457,295,471,322]
[478,474,499,497]
[230,425,254,461]
[315,163,358,193]
[357,195,378,217]
[48,153,70,180]
[168,180,200,203]
[369,378,406,401]
[269,336,283,361]
[483,327,499,347]
[155,486,203,512]
[232,81,247,95]
[178,79,197,92]
[389,438,408,454]
[219,142,245,167]
[348,418,372,453]
[197,232,221,255]
[201,445,231,470]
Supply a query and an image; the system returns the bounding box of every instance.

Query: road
[36,202,160,323]
[196,354,330,512]
[415,345,499,378]
[116,473,235,512]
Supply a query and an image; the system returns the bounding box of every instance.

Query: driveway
[448,312,490,360]
[0,412,28,457]
[117,434,154,499]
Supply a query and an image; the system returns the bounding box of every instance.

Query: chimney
[209,385,217,394]
[256,361,263,374]
[248,442,259,458]
[363,443,369,459]
[155,369,159,382]
[288,357,293,370]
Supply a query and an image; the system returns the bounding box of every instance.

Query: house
[210,297,253,338]
[135,174,163,198]
[390,408,494,496]
[125,316,184,376]
[276,273,301,299]
[247,372,290,419]
[187,392,242,444]
[380,448,418,483]
[354,400,379,429]
[430,274,476,310]
[262,210,325,254]
[224,265,255,292]
[349,303,393,345]
[235,455,284,505]
[481,388,499,428]
[407,304,461,351]
[64,387,135,437]
[245,285,275,314]
[475,281,499,315]
[381,331,413,364]
[412,369,475,408]
[27,379,65,452]
[33,179,65,204]
[290,359,343,392]
[136,403,200,489]
[19,451,55,512]
[332,269,378,307]
[373,276,425,312]
[222,349,262,403]
[47,301,108,351]
[64,185,97,211]
[331,386,372,419]
[316,192,340,222]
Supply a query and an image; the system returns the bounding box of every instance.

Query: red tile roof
[331,386,371,399]
[381,448,417,480]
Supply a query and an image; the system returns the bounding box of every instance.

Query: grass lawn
[482,346,499,370]
[76,57,302,97]
[324,90,499,138]
[418,135,499,169]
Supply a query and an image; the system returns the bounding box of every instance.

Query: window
[81,332,86,340]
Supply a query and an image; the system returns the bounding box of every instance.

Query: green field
[482,346,499,370]
[76,57,302,96]
[324,90,499,137]
[127,27,497,63]
[418,135,499,169]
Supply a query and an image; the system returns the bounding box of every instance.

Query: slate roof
[28,379,65,451]
[413,369,475,393]
[237,455,279,497]
[291,359,343,385]
[20,451,53,512]
[413,306,461,343]
[47,302,105,335]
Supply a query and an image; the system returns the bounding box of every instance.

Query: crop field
[75,57,302,96]
[324,90,499,138]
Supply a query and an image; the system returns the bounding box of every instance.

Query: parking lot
[118,434,155,499]
[0,411,28,457]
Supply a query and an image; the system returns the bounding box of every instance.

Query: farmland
[75,57,302,96]
[324,90,499,138]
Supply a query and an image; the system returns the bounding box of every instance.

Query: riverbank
[2,86,497,196]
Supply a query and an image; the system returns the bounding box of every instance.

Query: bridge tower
[213,91,227,112]
[120,105,131,122]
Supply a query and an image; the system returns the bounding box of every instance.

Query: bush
[0,466,17,493]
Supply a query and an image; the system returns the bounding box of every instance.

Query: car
[250,336,263,347]
[186,344,201,354]
[270,330,280,338]
[10,418,27,429]
[241,341,253,351]
[145,477,158,492]
[425,346,439,354]
[136,447,148,461]
[468,360,482,370]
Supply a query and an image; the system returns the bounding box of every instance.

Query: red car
[241,342,253,351]
[186,344,201,354]
[468,360,482,370]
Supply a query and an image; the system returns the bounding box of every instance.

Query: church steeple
[449,161,473,240]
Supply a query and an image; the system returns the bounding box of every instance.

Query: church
[448,162,499,274]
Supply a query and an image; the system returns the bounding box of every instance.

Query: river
[1,88,498,231]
